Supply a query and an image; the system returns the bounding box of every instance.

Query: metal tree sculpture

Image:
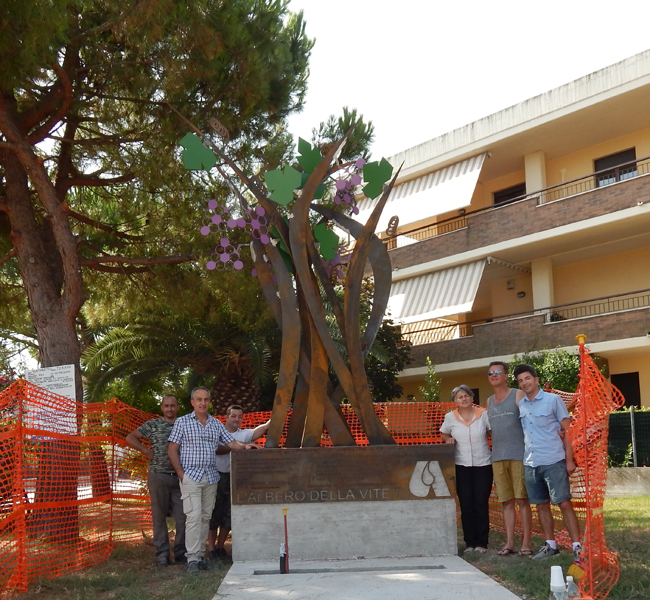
[178,123,400,447]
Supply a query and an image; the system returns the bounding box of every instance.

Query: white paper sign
[26,364,76,401]
[25,365,77,436]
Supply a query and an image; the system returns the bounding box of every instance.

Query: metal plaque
[231,444,456,505]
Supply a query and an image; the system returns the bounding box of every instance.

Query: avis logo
[408,461,451,497]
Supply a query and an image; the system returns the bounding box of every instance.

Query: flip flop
[518,549,534,556]
[497,547,516,556]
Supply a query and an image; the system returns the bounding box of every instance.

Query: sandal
[518,549,534,556]
[475,547,488,553]
[497,547,516,556]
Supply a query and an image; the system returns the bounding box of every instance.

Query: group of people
[128,364,581,571]
[125,387,268,575]
[441,362,582,560]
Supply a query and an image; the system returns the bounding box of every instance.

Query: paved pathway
[214,556,522,600]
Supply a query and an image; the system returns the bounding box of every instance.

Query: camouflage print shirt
[137,418,176,473]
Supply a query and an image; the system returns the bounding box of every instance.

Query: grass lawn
[15,544,230,600]
[14,497,647,599]
[463,497,649,600]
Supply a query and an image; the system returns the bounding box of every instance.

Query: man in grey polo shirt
[514,364,582,561]
[125,394,186,566]
[168,387,261,575]
[487,361,533,556]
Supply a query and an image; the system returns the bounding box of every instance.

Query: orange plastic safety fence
[229,401,456,448]
[0,353,622,600]
[570,344,624,600]
[0,381,153,597]
[485,347,623,600]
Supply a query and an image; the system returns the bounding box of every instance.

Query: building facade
[373,50,650,407]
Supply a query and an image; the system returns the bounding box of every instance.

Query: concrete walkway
[213,556,522,600]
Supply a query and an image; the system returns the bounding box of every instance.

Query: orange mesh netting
[0,381,153,597]
[239,401,456,448]
[568,341,624,599]
[0,342,622,599]
[486,342,624,600]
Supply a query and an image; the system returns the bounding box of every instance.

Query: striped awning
[357,153,487,234]
[388,260,486,324]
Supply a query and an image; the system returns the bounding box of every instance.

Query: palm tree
[82,310,277,414]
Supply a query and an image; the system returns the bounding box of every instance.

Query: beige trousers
[179,473,218,563]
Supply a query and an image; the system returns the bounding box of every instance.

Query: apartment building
[364,50,650,407]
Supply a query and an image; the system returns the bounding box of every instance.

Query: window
[611,372,641,408]
[594,148,637,187]
[493,183,526,206]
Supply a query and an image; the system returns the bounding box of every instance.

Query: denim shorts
[524,460,571,505]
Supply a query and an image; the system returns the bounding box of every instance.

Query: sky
[287,0,650,160]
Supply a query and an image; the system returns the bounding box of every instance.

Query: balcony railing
[537,155,650,204]
[550,288,650,321]
[385,154,650,248]
[384,215,467,249]
[401,288,650,346]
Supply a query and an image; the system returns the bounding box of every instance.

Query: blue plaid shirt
[168,412,235,483]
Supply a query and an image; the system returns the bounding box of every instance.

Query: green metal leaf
[297,137,322,173]
[179,133,217,171]
[362,158,393,199]
[265,166,302,205]
[313,223,340,260]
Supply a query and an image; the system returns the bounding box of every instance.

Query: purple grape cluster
[332,158,366,215]
[200,199,230,236]
[243,206,270,244]
[199,161,363,278]
[200,200,270,272]
[206,237,243,271]
[323,245,350,282]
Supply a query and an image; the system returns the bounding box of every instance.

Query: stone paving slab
[213,556,522,600]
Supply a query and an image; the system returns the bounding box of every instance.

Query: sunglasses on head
[487,369,503,376]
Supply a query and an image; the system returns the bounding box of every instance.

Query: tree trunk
[2,153,84,399]
[1,96,85,542]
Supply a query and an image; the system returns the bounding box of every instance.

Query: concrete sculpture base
[230,444,457,561]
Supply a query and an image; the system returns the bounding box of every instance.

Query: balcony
[539,155,649,204]
[386,155,650,271]
[404,289,650,367]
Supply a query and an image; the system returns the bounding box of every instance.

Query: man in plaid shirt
[168,387,261,574]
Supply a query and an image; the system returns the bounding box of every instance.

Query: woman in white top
[440,385,493,553]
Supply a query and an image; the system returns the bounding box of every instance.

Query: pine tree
[0,0,313,400]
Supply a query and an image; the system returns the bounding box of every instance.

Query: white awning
[357,153,487,234]
[388,260,486,324]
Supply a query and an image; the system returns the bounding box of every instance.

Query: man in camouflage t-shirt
[126,395,186,566]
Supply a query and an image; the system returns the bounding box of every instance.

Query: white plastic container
[566,575,579,598]
[549,565,567,599]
